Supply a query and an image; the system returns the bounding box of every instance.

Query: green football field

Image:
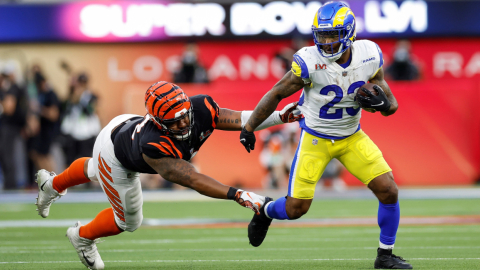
[1,198,479,269]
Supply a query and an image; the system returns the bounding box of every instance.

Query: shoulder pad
[291,46,318,80]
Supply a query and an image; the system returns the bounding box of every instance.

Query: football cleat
[66,221,105,270]
[248,197,273,247]
[374,248,413,269]
[35,169,66,218]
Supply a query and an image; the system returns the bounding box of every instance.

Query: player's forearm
[188,173,230,199]
[381,95,398,116]
[245,90,282,132]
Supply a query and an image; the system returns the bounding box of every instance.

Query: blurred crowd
[0,61,100,190]
[0,39,425,191]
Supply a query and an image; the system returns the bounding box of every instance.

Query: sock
[79,208,123,240]
[265,197,290,220]
[378,201,400,248]
[52,157,91,193]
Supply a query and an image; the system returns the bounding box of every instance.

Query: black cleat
[248,197,273,247]
[374,248,413,269]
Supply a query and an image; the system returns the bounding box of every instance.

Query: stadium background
[0,0,478,188]
[0,1,479,269]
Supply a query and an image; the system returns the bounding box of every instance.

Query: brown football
[357,83,379,97]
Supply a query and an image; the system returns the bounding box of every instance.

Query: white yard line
[0,246,479,254]
[1,258,479,264]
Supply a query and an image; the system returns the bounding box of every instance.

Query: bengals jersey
[112,95,219,174]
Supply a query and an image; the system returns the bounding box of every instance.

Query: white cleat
[66,221,105,270]
[35,169,66,218]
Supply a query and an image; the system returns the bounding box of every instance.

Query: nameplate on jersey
[362,56,376,64]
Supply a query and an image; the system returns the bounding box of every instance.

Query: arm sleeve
[199,95,220,128]
[291,54,311,84]
[141,136,183,159]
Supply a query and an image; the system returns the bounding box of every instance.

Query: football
[357,83,379,97]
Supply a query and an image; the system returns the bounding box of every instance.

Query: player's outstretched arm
[369,67,398,116]
[239,71,306,152]
[244,71,305,132]
[142,154,265,214]
[215,103,303,131]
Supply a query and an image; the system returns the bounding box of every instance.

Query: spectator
[173,43,209,83]
[28,72,60,174]
[385,39,420,81]
[60,72,101,166]
[275,37,309,74]
[0,62,29,189]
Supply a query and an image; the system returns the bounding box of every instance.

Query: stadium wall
[1,38,478,187]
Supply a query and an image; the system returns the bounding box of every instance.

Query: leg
[368,171,399,248]
[249,131,328,246]
[337,130,411,269]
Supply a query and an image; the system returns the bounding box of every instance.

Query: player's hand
[356,85,391,112]
[279,102,303,123]
[240,127,256,153]
[234,189,265,215]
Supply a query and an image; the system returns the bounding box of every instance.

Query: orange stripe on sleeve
[148,142,174,156]
[204,97,218,129]
[160,136,183,159]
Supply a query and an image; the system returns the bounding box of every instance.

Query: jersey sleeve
[141,134,184,160]
[192,94,219,129]
[369,41,384,79]
[291,49,312,84]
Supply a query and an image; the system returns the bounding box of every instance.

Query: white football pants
[91,114,143,232]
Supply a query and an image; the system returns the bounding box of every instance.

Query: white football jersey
[291,40,384,139]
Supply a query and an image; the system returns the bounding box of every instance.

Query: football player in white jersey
[239,2,412,269]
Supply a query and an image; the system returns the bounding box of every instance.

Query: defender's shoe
[66,221,105,270]
[248,197,273,247]
[35,169,66,218]
[374,248,413,269]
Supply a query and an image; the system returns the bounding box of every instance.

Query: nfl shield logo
[312,139,318,145]
[342,71,348,77]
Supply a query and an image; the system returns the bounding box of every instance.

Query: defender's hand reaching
[279,101,303,123]
[234,189,265,215]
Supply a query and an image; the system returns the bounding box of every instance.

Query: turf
[0,198,479,269]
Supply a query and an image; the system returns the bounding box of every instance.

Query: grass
[0,198,479,269]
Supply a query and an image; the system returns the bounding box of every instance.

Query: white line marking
[0,246,479,254]
[0,258,479,264]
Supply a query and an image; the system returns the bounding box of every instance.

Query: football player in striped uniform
[240,2,412,269]
[35,81,302,270]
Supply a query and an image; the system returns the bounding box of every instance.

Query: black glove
[356,85,391,112]
[240,127,256,153]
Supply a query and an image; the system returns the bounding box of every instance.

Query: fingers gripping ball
[234,190,266,215]
[356,83,391,112]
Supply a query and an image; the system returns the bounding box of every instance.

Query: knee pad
[124,182,143,232]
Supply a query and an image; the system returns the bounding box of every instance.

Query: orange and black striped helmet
[145,81,193,140]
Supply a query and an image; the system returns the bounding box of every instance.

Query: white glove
[234,189,266,215]
[279,102,303,123]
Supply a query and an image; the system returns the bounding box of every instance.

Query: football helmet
[145,81,193,141]
[312,1,356,61]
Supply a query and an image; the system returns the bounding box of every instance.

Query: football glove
[279,102,303,123]
[240,127,256,153]
[356,85,391,112]
[234,189,265,215]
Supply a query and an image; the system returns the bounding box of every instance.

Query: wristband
[240,111,282,131]
[227,187,238,200]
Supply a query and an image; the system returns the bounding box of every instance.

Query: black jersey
[112,95,219,174]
